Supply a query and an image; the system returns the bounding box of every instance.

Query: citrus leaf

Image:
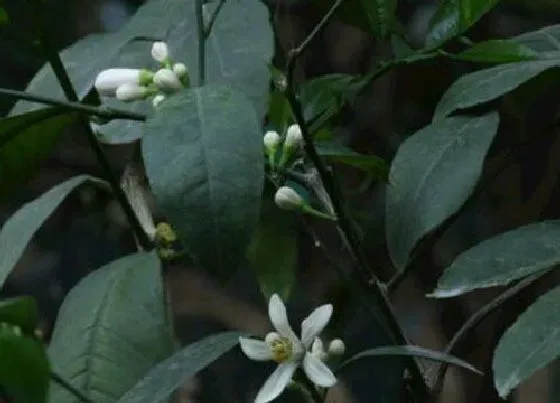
[142,85,263,281]
[432,220,560,298]
[118,332,242,403]
[386,112,499,270]
[49,252,174,403]
[493,285,560,397]
[0,297,39,334]
[454,40,538,63]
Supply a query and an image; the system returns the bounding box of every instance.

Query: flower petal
[239,337,273,361]
[303,352,336,388]
[255,362,298,403]
[301,304,332,347]
[268,294,299,344]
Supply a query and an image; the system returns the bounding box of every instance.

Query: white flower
[173,62,188,78]
[328,339,345,356]
[154,68,183,92]
[151,41,169,63]
[95,68,153,97]
[115,83,149,101]
[284,124,303,151]
[239,294,336,403]
[152,94,166,108]
[274,186,303,211]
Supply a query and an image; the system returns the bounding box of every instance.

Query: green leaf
[102,0,274,144]
[514,24,560,53]
[247,197,297,300]
[426,0,499,48]
[0,7,8,25]
[316,142,389,179]
[0,297,39,334]
[386,112,499,270]
[434,59,560,121]
[493,285,560,398]
[431,220,560,298]
[0,175,101,289]
[0,108,73,197]
[313,0,396,37]
[142,85,264,281]
[339,345,481,375]
[118,332,242,403]
[454,40,538,63]
[0,328,49,403]
[49,252,174,403]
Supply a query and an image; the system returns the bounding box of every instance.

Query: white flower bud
[95,68,146,97]
[284,124,303,150]
[154,68,183,93]
[274,186,304,211]
[328,339,345,356]
[173,62,188,78]
[264,130,280,150]
[152,94,166,108]
[151,41,170,63]
[116,83,149,101]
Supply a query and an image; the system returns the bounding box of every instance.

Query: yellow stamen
[269,336,293,363]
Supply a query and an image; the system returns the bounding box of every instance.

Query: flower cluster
[239,294,344,403]
[263,124,304,170]
[94,41,189,108]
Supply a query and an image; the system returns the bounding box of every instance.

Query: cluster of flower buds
[264,124,304,170]
[94,41,189,109]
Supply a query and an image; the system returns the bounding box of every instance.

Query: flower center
[268,336,293,363]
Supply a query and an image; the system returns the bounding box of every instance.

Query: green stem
[0,87,146,121]
[51,371,95,403]
[31,4,153,251]
[283,1,431,399]
[203,0,226,38]
[195,0,206,85]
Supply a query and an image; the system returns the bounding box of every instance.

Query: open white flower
[239,294,336,403]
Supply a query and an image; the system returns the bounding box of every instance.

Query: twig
[0,88,146,121]
[203,0,227,38]
[31,3,153,250]
[195,0,206,85]
[282,1,431,398]
[430,273,543,400]
[51,371,95,403]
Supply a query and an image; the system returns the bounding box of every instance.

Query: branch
[31,3,153,251]
[430,273,543,400]
[203,0,226,38]
[51,371,95,403]
[195,0,206,85]
[282,1,431,398]
[0,88,146,121]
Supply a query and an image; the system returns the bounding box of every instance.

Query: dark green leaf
[493,285,560,398]
[142,85,263,281]
[391,34,415,59]
[118,332,242,403]
[0,7,8,25]
[0,297,39,334]
[386,112,499,270]
[431,220,560,298]
[316,142,389,179]
[0,329,49,403]
[49,252,174,403]
[0,108,73,197]
[434,59,560,121]
[426,0,499,48]
[514,24,560,53]
[340,345,481,375]
[267,89,292,134]
[454,40,538,63]
[247,197,297,300]
[0,175,101,289]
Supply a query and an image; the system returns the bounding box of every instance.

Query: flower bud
[328,339,345,356]
[264,130,281,150]
[151,41,170,63]
[284,124,303,151]
[152,94,166,108]
[116,83,149,101]
[173,62,188,78]
[95,68,149,97]
[274,186,304,211]
[154,68,183,93]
